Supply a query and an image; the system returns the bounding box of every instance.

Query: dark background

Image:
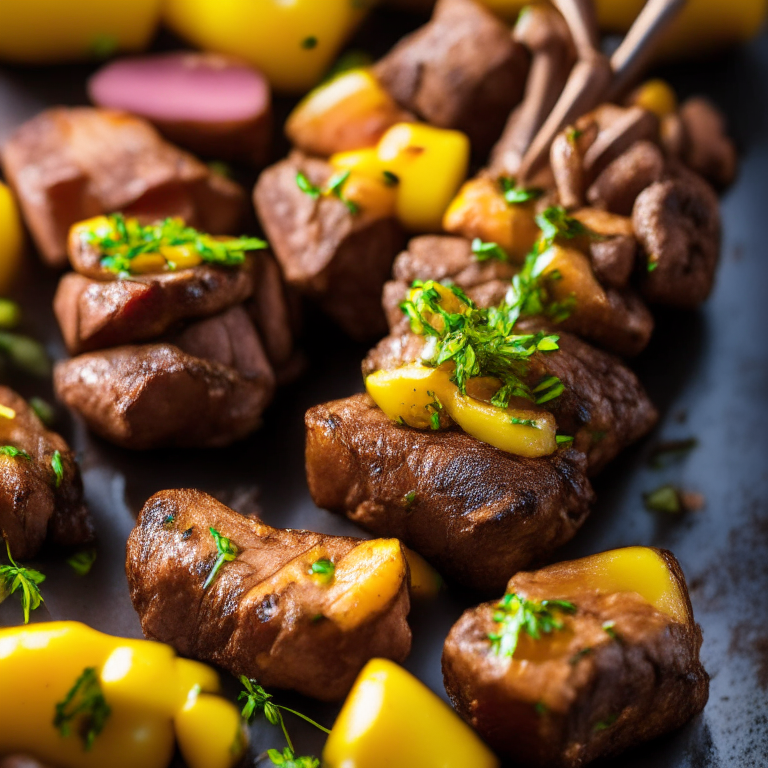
[0,7,767,767]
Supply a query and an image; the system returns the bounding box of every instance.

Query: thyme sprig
[488,592,576,659]
[400,281,562,408]
[0,539,45,624]
[85,214,267,276]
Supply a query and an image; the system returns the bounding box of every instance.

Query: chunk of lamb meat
[363,328,657,476]
[126,489,412,701]
[305,394,594,593]
[442,549,708,767]
[633,168,721,308]
[255,152,406,340]
[0,107,245,269]
[54,307,275,450]
[373,0,530,154]
[382,235,652,358]
[0,386,93,560]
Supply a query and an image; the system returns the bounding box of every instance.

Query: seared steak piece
[54,310,275,450]
[255,152,406,340]
[442,548,708,767]
[0,386,93,560]
[363,328,657,476]
[127,489,412,701]
[633,169,721,308]
[0,108,245,269]
[374,0,529,154]
[305,394,594,592]
[53,261,259,355]
[382,235,653,358]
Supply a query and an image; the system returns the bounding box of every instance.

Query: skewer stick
[517,0,687,182]
[551,0,600,56]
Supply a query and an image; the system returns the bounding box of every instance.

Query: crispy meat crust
[442,551,709,767]
[0,386,93,559]
[126,489,412,701]
[305,394,594,592]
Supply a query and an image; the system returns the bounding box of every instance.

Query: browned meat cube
[443,547,709,767]
[305,394,594,592]
[126,489,412,701]
[254,152,406,340]
[374,0,530,153]
[0,108,245,269]
[54,308,275,450]
[0,386,93,560]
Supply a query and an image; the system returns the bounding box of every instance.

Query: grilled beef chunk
[374,0,530,153]
[54,309,275,449]
[0,387,93,560]
[633,169,721,308]
[442,549,708,767]
[305,394,594,592]
[676,98,737,190]
[0,758,49,768]
[0,108,245,269]
[255,152,406,340]
[127,489,412,700]
[383,235,653,358]
[363,328,656,476]
[53,262,259,356]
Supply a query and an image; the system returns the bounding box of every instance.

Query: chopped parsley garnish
[536,206,591,245]
[566,127,583,144]
[51,450,64,488]
[500,177,543,206]
[296,170,359,214]
[643,485,683,514]
[84,214,266,277]
[67,549,97,576]
[556,435,574,447]
[301,36,318,49]
[533,376,565,405]
[54,667,111,751]
[648,260,659,272]
[204,528,239,589]
[0,445,31,460]
[488,592,576,659]
[510,417,540,428]
[403,490,417,508]
[603,621,620,641]
[0,331,51,377]
[400,281,563,409]
[471,238,509,263]
[239,678,329,765]
[29,397,55,426]
[0,539,45,624]
[426,390,443,430]
[309,558,335,583]
[382,170,400,187]
[593,713,619,732]
[570,647,593,665]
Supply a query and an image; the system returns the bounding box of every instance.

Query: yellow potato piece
[404,547,443,599]
[443,177,539,263]
[160,244,202,270]
[163,0,371,93]
[366,363,558,458]
[323,658,499,768]
[377,123,470,232]
[0,0,161,63]
[327,539,408,631]
[0,182,24,295]
[627,79,679,119]
[175,692,247,768]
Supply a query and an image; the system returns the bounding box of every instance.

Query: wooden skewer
[551,0,600,56]
[517,0,687,182]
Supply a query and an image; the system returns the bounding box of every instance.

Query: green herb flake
[400,281,563,410]
[85,214,266,277]
[0,299,21,329]
[556,435,574,447]
[648,438,698,469]
[29,397,55,426]
[566,127,583,145]
[593,713,618,732]
[309,558,335,584]
[67,549,97,577]
[326,169,359,214]
[510,417,540,428]
[51,450,64,488]
[426,390,444,431]
[643,485,683,514]
[603,621,620,641]
[569,647,593,665]
[268,748,320,768]
[536,206,591,246]
[54,667,111,751]
[301,36,318,50]
[648,260,659,272]
[383,170,400,187]
[204,528,239,589]
[0,445,31,461]
[500,177,543,206]
[534,701,548,715]
[471,238,509,263]
[0,331,51,377]
[296,171,322,199]
[488,593,576,659]
[0,539,45,624]
[403,490,417,508]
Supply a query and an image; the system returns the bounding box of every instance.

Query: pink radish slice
[89,52,273,166]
